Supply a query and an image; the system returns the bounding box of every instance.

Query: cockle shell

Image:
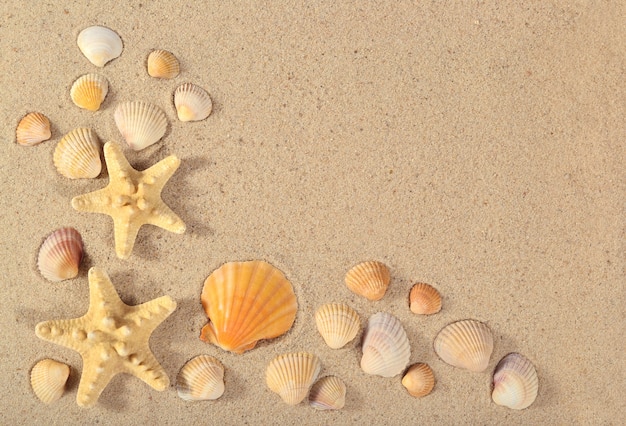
[200,260,298,354]
[176,355,225,401]
[147,50,180,79]
[16,112,51,146]
[114,101,167,151]
[345,261,390,301]
[37,227,83,282]
[70,73,108,111]
[53,128,102,179]
[30,359,70,404]
[492,353,538,410]
[266,352,321,405]
[315,303,360,349]
[173,83,212,122]
[309,376,346,410]
[433,319,493,372]
[77,25,123,67]
[409,283,442,315]
[360,312,411,377]
[401,363,435,397]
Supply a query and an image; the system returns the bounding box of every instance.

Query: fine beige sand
[1,2,624,424]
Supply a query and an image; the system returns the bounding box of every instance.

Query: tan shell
[360,312,411,377]
[433,319,493,372]
[173,83,212,121]
[114,101,168,151]
[309,376,346,410]
[53,128,102,179]
[402,363,435,397]
[77,25,123,67]
[176,355,225,401]
[30,359,70,404]
[16,112,51,146]
[409,283,442,315]
[37,227,83,282]
[70,73,108,111]
[147,49,180,79]
[492,353,538,410]
[315,303,360,349]
[266,352,321,405]
[345,261,390,301]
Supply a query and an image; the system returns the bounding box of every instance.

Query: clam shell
[147,49,180,79]
[16,112,51,146]
[77,25,123,67]
[176,355,225,401]
[30,359,70,404]
[433,319,493,372]
[409,283,442,315]
[360,312,411,377]
[402,363,435,397]
[53,128,102,179]
[266,352,321,405]
[309,376,346,410]
[200,260,298,354]
[492,353,538,410]
[315,303,360,349]
[345,261,390,301]
[37,227,83,282]
[70,73,108,111]
[114,101,167,151]
[173,83,212,122]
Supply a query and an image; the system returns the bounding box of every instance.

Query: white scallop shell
[37,227,84,282]
[16,112,51,146]
[114,101,167,151]
[53,128,102,179]
[315,303,360,349]
[492,353,538,410]
[70,73,109,111]
[30,359,70,404]
[176,355,225,401]
[309,376,346,410]
[360,312,411,377]
[77,26,123,67]
[174,83,212,122]
[266,352,321,405]
[433,319,493,372]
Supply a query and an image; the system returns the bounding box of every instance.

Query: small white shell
[433,319,493,372]
[16,112,51,146]
[53,128,102,179]
[77,26,123,67]
[174,83,212,121]
[147,49,180,79]
[114,101,167,151]
[70,73,109,111]
[266,352,321,405]
[492,353,538,410]
[315,303,360,349]
[176,355,225,401]
[31,359,70,404]
[360,312,411,377]
[309,376,346,410]
[37,227,84,282]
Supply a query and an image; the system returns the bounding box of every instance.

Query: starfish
[71,141,186,259]
[35,267,177,407]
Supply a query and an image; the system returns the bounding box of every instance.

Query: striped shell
[266,352,321,405]
[30,359,70,404]
[434,319,493,372]
[309,376,346,410]
[492,353,538,410]
[77,25,123,67]
[114,101,167,151]
[176,355,225,401]
[70,73,108,111]
[402,363,435,397]
[53,128,101,179]
[345,261,390,301]
[16,112,51,146]
[173,83,212,121]
[37,227,83,282]
[147,50,180,79]
[315,303,360,349]
[409,283,442,315]
[360,312,411,377]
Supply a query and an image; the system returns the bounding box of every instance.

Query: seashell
[409,283,442,315]
[433,319,493,372]
[309,376,346,410]
[492,353,538,410]
[77,25,123,67]
[147,49,180,79]
[30,359,70,404]
[360,312,411,377]
[53,128,101,179]
[37,227,83,282]
[176,355,225,401]
[173,83,212,122]
[266,352,321,405]
[16,112,51,146]
[315,303,360,349]
[402,363,435,397]
[70,73,108,111]
[345,261,390,301]
[200,260,298,354]
[114,101,167,151]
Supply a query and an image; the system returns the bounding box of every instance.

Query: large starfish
[35,267,177,407]
[71,141,186,259]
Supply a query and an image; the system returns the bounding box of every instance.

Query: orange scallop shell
[409,283,442,315]
[402,363,435,397]
[345,261,390,301]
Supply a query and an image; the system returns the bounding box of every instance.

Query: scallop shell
[30,359,70,404]
[16,112,51,146]
[114,101,167,151]
[309,376,346,410]
[53,128,101,179]
[409,283,442,315]
[402,363,435,397]
[173,83,212,122]
[360,312,411,377]
[492,353,538,410]
[433,319,493,372]
[147,49,180,79]
[266,352,321,405]
[176,355,225,401]
[70,73,108,111]
[345,261,390,301]
[77,25,123,67]
[315,303,360,349]
[200,260,298,354]
[37,227,83,282]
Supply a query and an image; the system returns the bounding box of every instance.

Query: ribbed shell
[30,359,70,404]
[433,319,493,372]
[37,227,83,282]
[53,128,101,179]
[16,112,51,146]
[114,101,167,151]
[147,50,180,79]
[315,303,360,349]
[309,376,346,410]
[173,83,212,121]
[409,283,442,315]
[77,26,123,67]
[70,73,108,111]
[402,363,435,397]
[360,312,411,377]
[176,355,225,401]
[492,353,538,410]
[266,352,321,405]
[345,261,390,301]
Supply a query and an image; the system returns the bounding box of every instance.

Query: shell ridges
[433,319,493,372]
[266,352,321,405]
[16,112,51,146]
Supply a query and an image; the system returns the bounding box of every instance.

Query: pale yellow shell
[174,83,212,122]
[402,363,435,397]
[315,303,360,349]
[30,359,70,404]
[176,355,225,401]
[433,319,493,372]
[37,227,83,282]
[360,312,410,377]
[492,353,538,410]
[77,25,123,67]
[309,376,346,410]
[114,101,167,151]
[409,283,442,315]
[53,128,102,179]
[147,49,180,79]
[16,112,51,146]
[345,261,390,301]
[70,73,108,111]
[266,352,321,405]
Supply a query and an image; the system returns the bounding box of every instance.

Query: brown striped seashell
[315,303,360,349]
[345,261,390,301]
[37,227,83,282]
[114,101,168,151]
[266,352,321,405]
[70,73,108,111]
[77,26,123,67]
[409,283,442,315]
[30,359,70,404]
[147,49,180,79]
[16,112,51,146]
[53,128,101,179]
[173,83,212,122]
[176,355,225,401]
[434,319,493,372]
[402,363,435,397]
[360,312,411,377]
[309,376,346,410]
[492,353,538,410]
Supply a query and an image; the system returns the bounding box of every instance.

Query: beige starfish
[71,141,186,259]
[35,267,177,407]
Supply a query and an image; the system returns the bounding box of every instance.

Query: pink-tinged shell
[433,319,493,372]
[37,227,83,282]
[315,303,360,349]
[266,352,321,405]
[173,83,212,121]
[114,101,167,151]
[492,353,538,410]
[53,128,102,179]
[30,359,70,404]
[345,261,390,301]
[147,50,180,79]
[309,376,346,410]
[70,73,108,111]
[360,312,411,377]
[77,26,123,67]
[176,355,225,401]
[409,283,442,315]
[402,363,435,397]
[16,112,51,146]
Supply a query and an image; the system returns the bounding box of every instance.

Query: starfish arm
[76,352,120,407]
[145,202,186,234]
[113,214,143,260]
[88,268,126,311]
[124,350,170,391]
[129,295,177,331]
[144,155,181,193]
[35,317,90,353]
[103,142,134,177]
[71,187,115,215]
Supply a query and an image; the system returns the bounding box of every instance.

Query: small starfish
[71,141,186,259]
[35,267,177,407]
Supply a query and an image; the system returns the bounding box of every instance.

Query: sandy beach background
[1,1,624,424]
